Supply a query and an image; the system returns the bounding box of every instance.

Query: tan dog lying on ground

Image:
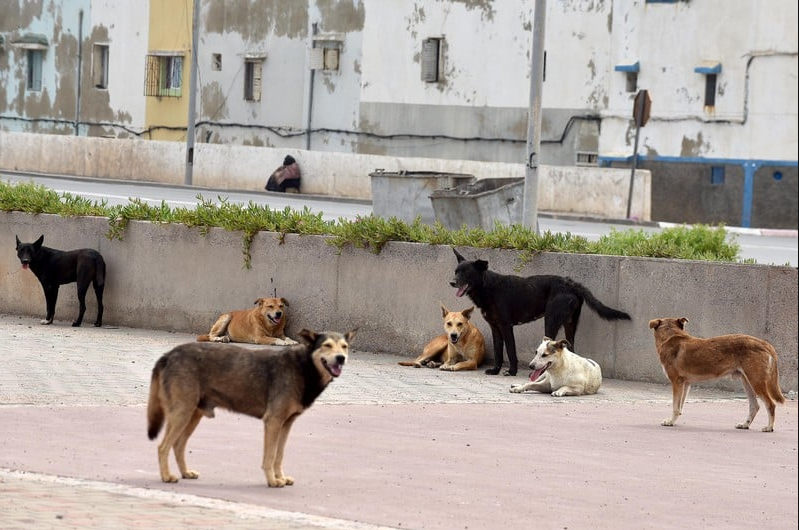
[649,317,785,432]
[148,328,355,487]
[197,297,298,345]
[398,304,486,371]
[510,338,602,396]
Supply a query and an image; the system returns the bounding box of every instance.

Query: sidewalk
[1,313,797,529]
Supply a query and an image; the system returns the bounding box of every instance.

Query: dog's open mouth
[454,284,469,297]
[529,363,551,381]
[21,263,29,270]
[268,315,282,325]
[322,358,344,377]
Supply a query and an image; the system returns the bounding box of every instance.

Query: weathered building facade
[1,0,796,227]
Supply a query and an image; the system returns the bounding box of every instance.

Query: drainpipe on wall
[75,9,83,136]
[185,0,200,185]
[305,22,318,151]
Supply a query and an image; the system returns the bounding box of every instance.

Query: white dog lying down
[510,338,602,396]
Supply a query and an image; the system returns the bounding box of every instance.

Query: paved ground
[1,313,797,530]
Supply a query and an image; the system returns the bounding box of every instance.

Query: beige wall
[0,132,651,221]
[2,212,795,392]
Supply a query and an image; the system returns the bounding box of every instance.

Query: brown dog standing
[399,304,486,371]
[197,297,297,345]
[649,317,785,432]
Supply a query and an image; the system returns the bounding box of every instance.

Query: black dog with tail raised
[15,235,106,327]
[450,248,630,376]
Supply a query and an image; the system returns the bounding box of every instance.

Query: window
[615,62,639,93]
[694,62,721,108]
[144,53,183,97]
[244,59,262,101]
[93,44,109,89]
[703,74,717,107]
[310,34,342,72]
[421,37,443,83]
[27,49,43,91]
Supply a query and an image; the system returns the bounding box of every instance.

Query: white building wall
[90,0,150,129]
[602,0,798,161]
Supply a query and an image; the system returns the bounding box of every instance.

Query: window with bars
[93,44,109,89]
[144,53,183,97]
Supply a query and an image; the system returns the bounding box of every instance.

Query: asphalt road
[2,171,797,267]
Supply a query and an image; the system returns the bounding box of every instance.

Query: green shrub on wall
[0,179,744,268]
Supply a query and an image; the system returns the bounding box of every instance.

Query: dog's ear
[345,328,357,343]
[281,297,290,306]
[648,319,661,330]
[34,235,44,249]
[298,329,317,345]
[559,339,572,350]
[254,298,266,306]
[677,317,689,329]
[475,259,488,272]
[15,235,21,249]
[453,248,465,263]
[440,303,450,318]
[462,306,474,319]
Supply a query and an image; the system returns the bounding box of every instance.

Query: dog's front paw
[509,384,524,393]
[281,338,299,345]
[181,469,200,479]
[661,419,676,427]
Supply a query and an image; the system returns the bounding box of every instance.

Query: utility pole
[184,0,200,186]
[522,0,546,232]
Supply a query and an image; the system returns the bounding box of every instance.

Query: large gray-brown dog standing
[147,328,355,487]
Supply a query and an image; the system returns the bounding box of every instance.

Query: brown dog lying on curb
[399,304,486,371]
[649,317,785,432]
[197,297,298,346]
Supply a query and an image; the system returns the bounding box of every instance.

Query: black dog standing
[450,248,630,376]
[15,235,106,327]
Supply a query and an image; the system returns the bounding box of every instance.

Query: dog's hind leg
[734,371,763,431]
[73,282,89,327]
[157,408,196,483]
[93,281,104,327]
[174,409,203,479]
[208,314,232,342]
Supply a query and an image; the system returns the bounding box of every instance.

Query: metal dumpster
[370,170,476,224]
[429,177,524,231]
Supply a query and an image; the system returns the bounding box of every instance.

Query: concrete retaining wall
[2,212,796,392]
[0,132,651,221]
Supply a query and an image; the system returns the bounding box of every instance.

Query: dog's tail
[767,348,786,405]
[147,358,167,440]
[573,281,631,321]
[95,255,106,287]
[196,334,211,342]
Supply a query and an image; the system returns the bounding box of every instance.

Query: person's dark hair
[283,155,296,166]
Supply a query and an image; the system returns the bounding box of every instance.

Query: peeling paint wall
[1,0,796,175]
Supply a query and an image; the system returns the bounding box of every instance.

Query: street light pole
[522,0,546,232]
[184,0,200,186]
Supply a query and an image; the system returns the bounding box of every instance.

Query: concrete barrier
[0,131,651,221]
[2,211,795,392]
